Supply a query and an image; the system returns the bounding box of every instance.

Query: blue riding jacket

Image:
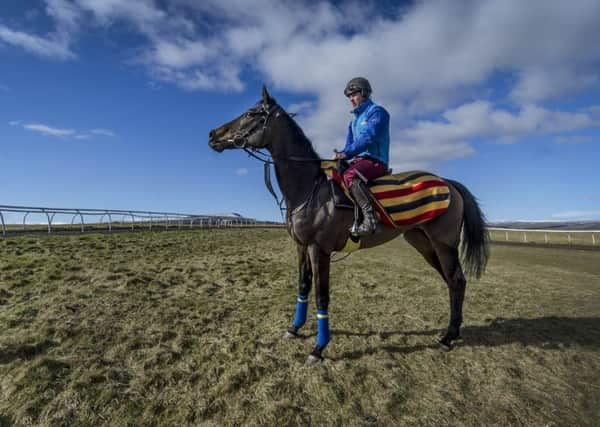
[342,98,390,166]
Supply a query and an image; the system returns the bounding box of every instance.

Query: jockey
[334,77,390,236]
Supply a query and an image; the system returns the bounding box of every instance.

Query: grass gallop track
[1,229,599,426]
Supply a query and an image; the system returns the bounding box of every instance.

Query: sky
[1,0,600,223]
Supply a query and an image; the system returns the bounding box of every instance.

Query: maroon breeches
[342,157,387,187]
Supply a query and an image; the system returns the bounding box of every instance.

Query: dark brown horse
[209,86,489,365]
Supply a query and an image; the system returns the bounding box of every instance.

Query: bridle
[227,102,279,151]
[216,101,353,262]
[226,102,322,164]
[222,102,324,219]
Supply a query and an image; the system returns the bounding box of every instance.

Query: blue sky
[1,0,600,223]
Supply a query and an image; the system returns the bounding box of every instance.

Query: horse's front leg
[285,245,312,338]
[305,245,331,365]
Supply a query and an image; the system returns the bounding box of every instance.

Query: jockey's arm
[342,108,388,158]
[340,123,353,155]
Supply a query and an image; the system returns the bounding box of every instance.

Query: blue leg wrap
[316,310,330,348]
[292,296,309,329]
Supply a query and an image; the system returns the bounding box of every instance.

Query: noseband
[228,103,280,149]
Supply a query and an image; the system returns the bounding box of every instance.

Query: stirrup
[352,215,377,236]
[355,222,376,236]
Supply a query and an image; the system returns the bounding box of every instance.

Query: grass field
[1,229,599,426]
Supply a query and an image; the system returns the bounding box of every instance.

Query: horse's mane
[279,106,321,160]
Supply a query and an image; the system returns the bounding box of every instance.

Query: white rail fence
[489,227,598,246]
[0,205,280,236]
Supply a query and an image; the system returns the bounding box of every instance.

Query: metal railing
[0,205,281,236]
[489,227,598,246]
[4,206,594,244]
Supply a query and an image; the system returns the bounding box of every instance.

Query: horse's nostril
[209,129,215,138]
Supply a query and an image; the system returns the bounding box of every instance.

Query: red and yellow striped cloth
[322,163,450,228]
[367,171,450,227]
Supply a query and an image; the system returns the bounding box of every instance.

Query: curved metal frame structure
[0,205,280,236]
[99,212,114,232]
[70,210,85,232]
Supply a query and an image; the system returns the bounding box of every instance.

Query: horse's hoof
[438,340,452,352]
[304,354,323,366]
[283,331,298,339]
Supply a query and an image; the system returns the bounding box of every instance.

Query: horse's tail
[446,179,490,279]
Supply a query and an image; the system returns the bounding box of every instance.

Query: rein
[222,102,355,262]
[230,104,324,219]
[247,148,324,220]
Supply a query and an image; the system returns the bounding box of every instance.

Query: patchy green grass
[1,229,599,426]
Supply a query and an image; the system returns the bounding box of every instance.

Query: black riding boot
[349,180,378,236]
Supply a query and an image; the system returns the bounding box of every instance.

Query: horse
[208,86,489,365]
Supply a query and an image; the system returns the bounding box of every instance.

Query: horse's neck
[270,135,322,211]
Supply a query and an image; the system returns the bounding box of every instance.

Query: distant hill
[488,221,600,230]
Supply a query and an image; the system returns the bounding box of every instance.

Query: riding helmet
[344,77,372,98]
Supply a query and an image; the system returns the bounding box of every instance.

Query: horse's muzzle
[208,129,227,152]
[208,138,225,152]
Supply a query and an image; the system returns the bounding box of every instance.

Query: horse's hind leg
[404,229,444,277]
[431,241,466,350]
[405,229,465,350]
[285,245,312,338]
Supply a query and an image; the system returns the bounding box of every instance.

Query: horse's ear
[262,84,273,105]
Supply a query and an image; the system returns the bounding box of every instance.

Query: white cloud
[24,123,76,137]
[14,122,115,139]
[147,39,212,70]
[46,0,82,35]
[5,0,600,168]
[150,63,244,92]
[235,168,248,176]
[90,128,115,137]
[74,0,176,32]
[12,0,600,99]
[380,101,600,169]
[196,0,600,168]
[510,67,600,104]
[400,101,599,147]
[0,25,74,59]
[286,101,314,115]
[0,0,80,60]
[8,1,600,97]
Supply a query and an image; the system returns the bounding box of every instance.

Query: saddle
[321,161,451,228]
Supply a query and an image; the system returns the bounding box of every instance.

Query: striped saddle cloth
[322,162,451,228]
